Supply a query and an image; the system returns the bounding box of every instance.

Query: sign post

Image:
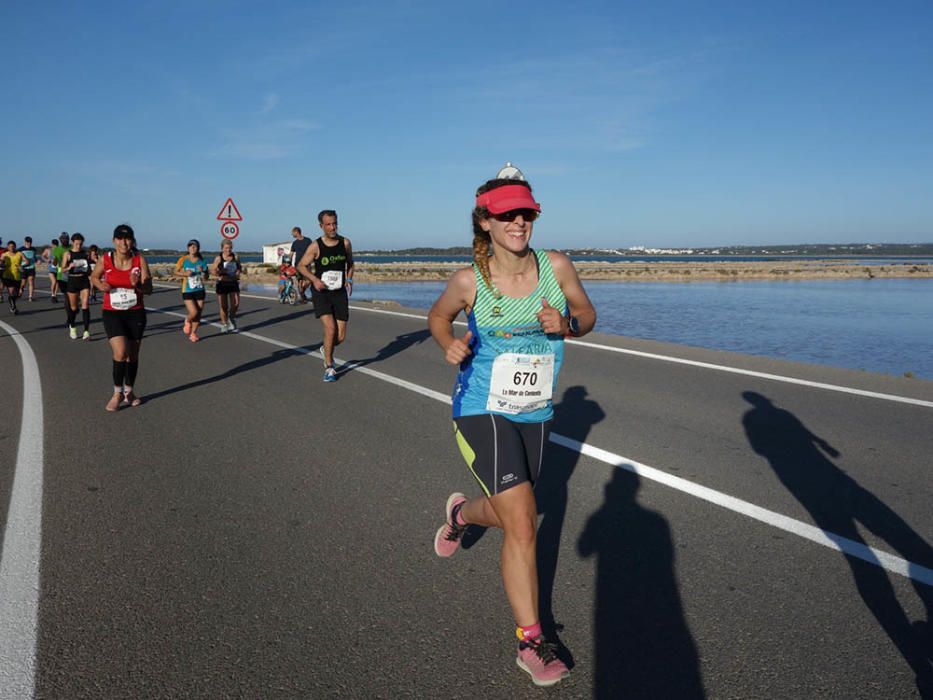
[216,197,243,240]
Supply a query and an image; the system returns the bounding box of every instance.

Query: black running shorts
[182,290,206,301]
[452,414,552,497]
[311,288,349,321]
[102,309,147,340]
[216,281,240,295]
[66,277,90,293]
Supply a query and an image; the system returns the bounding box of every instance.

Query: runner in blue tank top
[175,239,210,342]
[428,164,596,688]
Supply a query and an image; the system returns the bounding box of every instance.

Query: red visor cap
[475,184,542,215]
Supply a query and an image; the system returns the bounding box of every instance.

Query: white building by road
[262,241,293,264]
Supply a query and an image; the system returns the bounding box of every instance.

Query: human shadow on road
[141,344,321,402]
[532,386,605,667]
[338,329,431,374]
[741,391,933,696]
[238,307,318,333]
[578,469,705,699]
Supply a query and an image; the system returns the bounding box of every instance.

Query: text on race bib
[110,288,138,310]
[486,352,554,415]
[321,270,343,290]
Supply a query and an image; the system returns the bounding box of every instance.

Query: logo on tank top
[491,305,502,317]
[320,254,346,266]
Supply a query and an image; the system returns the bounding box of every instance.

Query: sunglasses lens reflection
[494,209,538,222]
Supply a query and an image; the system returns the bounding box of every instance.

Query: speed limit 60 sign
[220,221,240,239]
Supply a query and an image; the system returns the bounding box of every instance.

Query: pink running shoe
[189,332,199,343]
[183,319,191,335]
[433,492,467,557]
[516,636,570,687]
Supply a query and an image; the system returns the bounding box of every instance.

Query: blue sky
[2,0,931,251]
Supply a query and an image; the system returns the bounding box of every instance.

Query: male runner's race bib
[486,352,554,414]
[110,288,138,310]
[71,259,88,274]
[321,270,343,290]
[188,274,203,290]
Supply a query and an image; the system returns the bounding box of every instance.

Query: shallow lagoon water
[249,279,933,380]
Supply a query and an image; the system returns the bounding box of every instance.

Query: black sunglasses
[492,208,539,223]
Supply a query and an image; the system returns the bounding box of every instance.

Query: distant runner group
[2,164,597,688]
[0,208,354,408]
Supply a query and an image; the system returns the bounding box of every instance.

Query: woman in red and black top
[90,224,153,412]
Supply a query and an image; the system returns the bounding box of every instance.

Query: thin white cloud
[475,48,698,153]
[260,93,280,114]
[277,118,317,131]
[214,119,321,161]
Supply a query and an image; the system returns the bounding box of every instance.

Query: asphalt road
[2,280,932,699]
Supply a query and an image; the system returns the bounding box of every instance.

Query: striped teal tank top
[452,249,567,423]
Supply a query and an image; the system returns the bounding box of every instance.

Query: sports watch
[566,315,580,337]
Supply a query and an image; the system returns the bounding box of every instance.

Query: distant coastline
[137,241,933,284]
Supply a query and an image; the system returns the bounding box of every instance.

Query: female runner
[90,224,153,411]
[1,240,24,314]
[41,238,60,302]
[210,239,241,333]
[61,232,92,339]
[19,236,38,302]
[428,166,596,687]
[88,245,100,302]
[175,239,210,342]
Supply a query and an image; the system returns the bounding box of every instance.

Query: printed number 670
[513,371,538,386]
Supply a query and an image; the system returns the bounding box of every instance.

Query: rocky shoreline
[149,259,933,284]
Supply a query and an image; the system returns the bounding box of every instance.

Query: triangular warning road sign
[216,197,243,221]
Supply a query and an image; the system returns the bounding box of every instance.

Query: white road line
[145,306,453,402]
[0,321,44,700]
[549,435,933,586]
[147,304,933,586]
[152,282,429,319]
[153,283,932,408]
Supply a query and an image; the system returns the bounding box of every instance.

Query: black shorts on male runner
[66,277,91,293]
[452,415,552,497]
[311,288,349,321]
[102,309,147,340]
[182,290,206,301]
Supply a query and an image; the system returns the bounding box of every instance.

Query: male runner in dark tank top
[298,209,354,382]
